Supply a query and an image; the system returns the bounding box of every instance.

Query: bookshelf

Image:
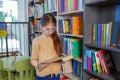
[84,0,120,80]
[58,0,85,80]
[58,10,83,16]
[28,0,44,55]
[59,33,83,38]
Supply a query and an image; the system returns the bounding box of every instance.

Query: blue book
[84,50,90,70]
[99,24,102,45]
[115,5,120,22]
[94,24,98,45]
[112,22,120,47]
[73,60,78,75]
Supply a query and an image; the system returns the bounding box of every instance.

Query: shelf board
[59,33,83,38]
[29,31,42,35]
[61,72,80,80]
[84,69,120,80]
[84,43,120,52]
[34,0,44,4]
[45,10,57,14]
[58,10,83,16]
[86,0,120,6]
[73,58,83,62]
[34,17,41,20]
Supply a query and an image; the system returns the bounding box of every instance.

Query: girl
[31,13,62,80]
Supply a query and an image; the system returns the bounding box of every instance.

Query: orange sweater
[31,34,61,77]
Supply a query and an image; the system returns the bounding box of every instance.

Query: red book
[98,50,115,74]
[74,0,78,11]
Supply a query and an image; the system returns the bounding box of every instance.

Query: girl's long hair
[41,13,62,56]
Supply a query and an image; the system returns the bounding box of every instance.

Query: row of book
[44,0,57,13]
[61,60,82,79]
[61,37,83,58]
[84,49,115,74]
[29,19,41,33]
[58,0,84,13]
[28,6,34,17]
[29,15,56,34]
[58,17,83,35]
[72,60,83,76]
[34,4,44,19]
[91,22,120,48]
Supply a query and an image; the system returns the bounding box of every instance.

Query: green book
[71,39,82,58]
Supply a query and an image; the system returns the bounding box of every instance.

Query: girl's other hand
[38,62,48,71]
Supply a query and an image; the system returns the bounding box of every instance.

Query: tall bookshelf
[28,0,43,56]
[84,0,120,80]
[58,0,84,80]
[28,0,85,80]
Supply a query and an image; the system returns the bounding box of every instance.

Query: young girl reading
[31,13,62,80]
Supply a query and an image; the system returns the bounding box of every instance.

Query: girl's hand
[38,62,48,71]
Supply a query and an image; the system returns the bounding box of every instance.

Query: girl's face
[42,23,56,36]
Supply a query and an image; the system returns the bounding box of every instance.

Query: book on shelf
[34,3,44,18]
[28,6,34,17]
[62,37,83,58]
[73,60,83,76]
[91,22,120,48]
[84,49,115,74]
[58,0,84,13]
[44,0,57,13]
[62,60,73,74]
[98,50,115,74]
[58,16,83,35]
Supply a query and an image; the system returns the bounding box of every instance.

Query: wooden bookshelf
[58,10,83,16]
[34,17,41,20]
[34,0,44,4]
[61,72,80,80]
[59,33,83,38]
[45,10,57,14]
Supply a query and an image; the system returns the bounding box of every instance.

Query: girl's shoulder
[33,35,45,42]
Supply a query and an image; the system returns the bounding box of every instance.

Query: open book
[41,55,73,64]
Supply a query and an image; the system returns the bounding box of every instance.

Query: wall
[17,0,29,56]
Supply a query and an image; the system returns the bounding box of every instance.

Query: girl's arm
[31,38,40,68]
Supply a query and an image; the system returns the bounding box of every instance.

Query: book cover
[72,17,83,35]
[91,50,97,72]
[112,22,120,47]
[98,50,115,74]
